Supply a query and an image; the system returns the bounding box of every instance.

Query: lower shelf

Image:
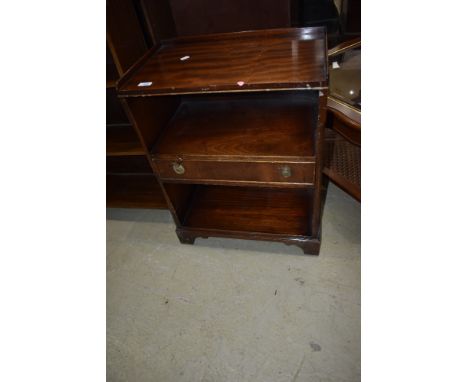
[181,185,311,237]
[107,174,166,209]
[172,184,320,254]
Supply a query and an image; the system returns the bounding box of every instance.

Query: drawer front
[154,159,315,186]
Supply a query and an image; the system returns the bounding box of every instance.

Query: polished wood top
[118,27,328,96]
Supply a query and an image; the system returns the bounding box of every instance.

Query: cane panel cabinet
[117,27,329,254]
[324,38,361,201]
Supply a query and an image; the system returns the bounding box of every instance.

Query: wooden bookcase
[106,0,167,209]
[117,27,328,254]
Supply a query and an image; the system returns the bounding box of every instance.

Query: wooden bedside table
[117,27,329,254]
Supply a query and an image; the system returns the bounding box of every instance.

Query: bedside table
[117,27,329,254]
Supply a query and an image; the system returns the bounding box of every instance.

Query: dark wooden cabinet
[106,0,167,209]
[117,27,328,254]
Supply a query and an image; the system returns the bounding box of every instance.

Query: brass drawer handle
[279,165,291,178]
[172,162,185,175]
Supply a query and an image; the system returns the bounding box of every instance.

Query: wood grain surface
[183,185,311,236]
[154,92,317,157]
[118,27,328,96]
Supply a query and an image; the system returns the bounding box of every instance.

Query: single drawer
[154,158,315,186]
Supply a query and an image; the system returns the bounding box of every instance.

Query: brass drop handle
[172,160,185,175]
[279,165,291,178]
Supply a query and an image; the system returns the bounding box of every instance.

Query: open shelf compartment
[166,183,312,237]
[107,174,166,209]
[153,91,318,158]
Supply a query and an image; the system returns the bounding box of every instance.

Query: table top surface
[118,27,328,97]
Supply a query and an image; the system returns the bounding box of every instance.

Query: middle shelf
[154,92,317,157]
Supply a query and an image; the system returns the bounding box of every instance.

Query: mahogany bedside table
[117,27,329,254]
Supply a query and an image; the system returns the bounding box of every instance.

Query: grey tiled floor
[107,183,360,382]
